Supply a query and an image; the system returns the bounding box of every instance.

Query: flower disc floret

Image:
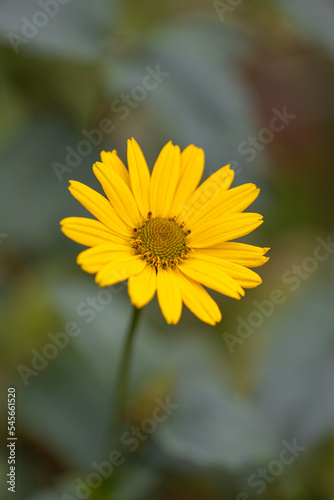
[132,216,189,267]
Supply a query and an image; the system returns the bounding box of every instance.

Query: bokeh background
[1,1,334,499]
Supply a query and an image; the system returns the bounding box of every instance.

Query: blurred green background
[1,1,334,499]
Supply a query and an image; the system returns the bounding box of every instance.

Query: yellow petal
[174,269,221,325]
[77,243,133,273]
[68,181,131,237]
[128,265,157,308]
[149,142,181,217]
[168,145,204,216]
[157,267,182,324]
[189,213,263,247]
[127,138,150,217]
[178,164,234,223]
[60,217,127,247]
[95,255,146,287]
[93,162,141,227]
[179,257,244,299]
[190,252,263,288]
[201,243,270,268]
[219,184,260,214]
[188,183,260,227]
[100,150,131,188]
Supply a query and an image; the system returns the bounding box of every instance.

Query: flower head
[61,139,269,325]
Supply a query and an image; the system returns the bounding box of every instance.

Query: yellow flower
[60,139,269,325]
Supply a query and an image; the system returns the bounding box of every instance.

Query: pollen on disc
[132,217,189,267]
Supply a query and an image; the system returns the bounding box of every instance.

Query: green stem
[113,306,142,440]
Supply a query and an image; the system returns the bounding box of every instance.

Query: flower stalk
[113,306,142,440]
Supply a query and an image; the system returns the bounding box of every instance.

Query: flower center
[132,216,190,267]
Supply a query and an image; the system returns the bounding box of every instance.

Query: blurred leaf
[104,18,266,185]
[109,465,158,500]
[275,0,334,58]
[0,0,118,59]
[155,370,275,470]
[256,276,334,447]
[19,342,109,470]
[0,275,59,366]
[0,71,28,144]
[0,115,101,251]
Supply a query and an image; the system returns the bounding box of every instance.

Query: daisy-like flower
[60,139,269,325]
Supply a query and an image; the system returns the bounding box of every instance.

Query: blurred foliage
[1,1,334,499]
